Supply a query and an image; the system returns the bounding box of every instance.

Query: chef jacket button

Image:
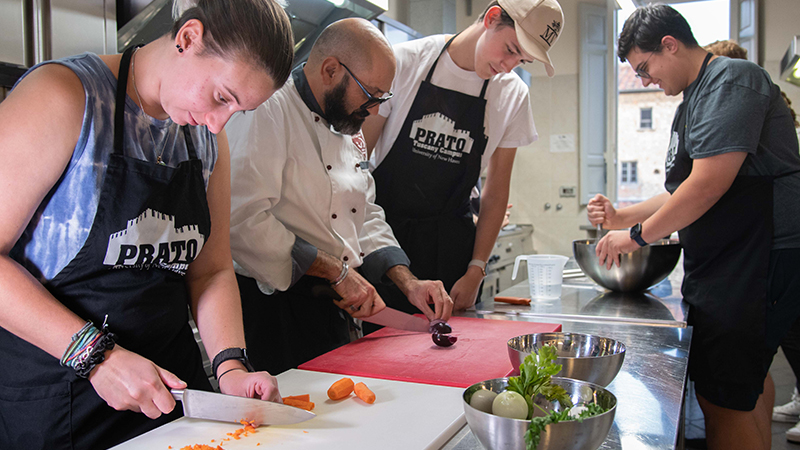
[332,214,337,219]
[343,256,349,262]
[327,165,332,170]
[360,252,365,257]
[351,208,357,213]
[315,116,320,122]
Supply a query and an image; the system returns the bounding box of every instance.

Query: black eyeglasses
[634,50,657,79]
[339,62,393,110]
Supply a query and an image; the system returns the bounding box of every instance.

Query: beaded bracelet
[72,329,117,378]
[60,317,117,378]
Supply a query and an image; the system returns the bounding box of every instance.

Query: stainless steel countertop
[443,262,692,450]
[469,259,688,328]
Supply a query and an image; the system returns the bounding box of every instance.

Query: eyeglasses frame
[634,48,659,79]
[339,62,393,110]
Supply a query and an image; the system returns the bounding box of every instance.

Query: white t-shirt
[370,34,537,171]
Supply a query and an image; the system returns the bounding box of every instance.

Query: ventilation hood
[118,0,386,66]
[780,35,800,87]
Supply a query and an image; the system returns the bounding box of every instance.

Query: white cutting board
[111,369,466,450]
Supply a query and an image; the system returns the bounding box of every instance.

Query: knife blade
[171,389,315,426]
[362,307,431,332]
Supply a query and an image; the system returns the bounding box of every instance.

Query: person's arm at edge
[187,129,281,402]
[450,147,516,310]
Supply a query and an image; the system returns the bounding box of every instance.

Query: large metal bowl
[508,333,626,387]
[463,377,617,450]
[573,238,682,292]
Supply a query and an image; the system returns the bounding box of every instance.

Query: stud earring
[176,44,184,53]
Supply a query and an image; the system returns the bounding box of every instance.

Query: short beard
[323,76,369,136]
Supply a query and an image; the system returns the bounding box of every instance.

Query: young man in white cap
[361,0,564,321]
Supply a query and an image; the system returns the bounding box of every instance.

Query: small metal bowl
[463,377,617,450]
[508,333,626,387]
[573,238,682,292]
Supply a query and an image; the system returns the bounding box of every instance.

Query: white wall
[758,0,800,117]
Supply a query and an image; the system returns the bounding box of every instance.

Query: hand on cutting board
[587,194,618,229]
[402,279,453,322]
[595,230,638,269]
[450,267,483,311]
[332,270,386,318]
[89,345,185,419]
[218,368,282,403]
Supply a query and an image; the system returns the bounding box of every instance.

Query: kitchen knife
[171,389,315,426]
[362,307,431,332]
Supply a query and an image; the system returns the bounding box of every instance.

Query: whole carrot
[327,377,355,400]
[354,382,376,404]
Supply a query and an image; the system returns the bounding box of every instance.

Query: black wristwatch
[212,347,255,379]
[630,223,648,247]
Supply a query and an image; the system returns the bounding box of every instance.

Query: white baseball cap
[497,0,564,77]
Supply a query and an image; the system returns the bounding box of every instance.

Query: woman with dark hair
[0,0,294,448]
[591,5,800,450]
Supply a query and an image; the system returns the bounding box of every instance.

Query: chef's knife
[362,307,431,332]
[309,283,431,333]
[171,389,315,425]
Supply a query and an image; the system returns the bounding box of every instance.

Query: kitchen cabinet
[481,224,534,302]
[0,0,115,89]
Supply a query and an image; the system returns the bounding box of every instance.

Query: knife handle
[171,389,184,402]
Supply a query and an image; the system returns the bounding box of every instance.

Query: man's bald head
[307,18,394,75]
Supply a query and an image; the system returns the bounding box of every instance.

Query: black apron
[371,37,488,314]
[666,53,796,406]
[0,46,212,449]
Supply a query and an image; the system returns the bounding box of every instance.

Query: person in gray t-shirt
[588,5,800,450]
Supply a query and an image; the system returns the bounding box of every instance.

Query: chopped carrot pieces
[354,382,376,404]
[328,377,355,400]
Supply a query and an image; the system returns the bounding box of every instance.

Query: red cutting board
[299,316,561,388]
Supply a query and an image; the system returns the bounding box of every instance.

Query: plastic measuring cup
[512,255,570,300]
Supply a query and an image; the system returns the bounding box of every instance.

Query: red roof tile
[619,64,662,92]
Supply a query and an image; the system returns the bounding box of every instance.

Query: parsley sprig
[507,345,572,419]
[507,345,608,450]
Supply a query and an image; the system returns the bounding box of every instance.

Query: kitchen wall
[751,0,800,117]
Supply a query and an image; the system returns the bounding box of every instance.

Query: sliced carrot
[327,377,355,400]
[283,394,310,402]
[354,382,376,404]
[283,397,315,410]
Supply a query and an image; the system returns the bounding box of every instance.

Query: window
[640,107,653,129]
[621,161,638,184]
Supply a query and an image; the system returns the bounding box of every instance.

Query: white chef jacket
[225,74,406,294]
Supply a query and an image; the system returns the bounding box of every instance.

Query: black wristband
[74,328,117,379]
[212,348,255,379]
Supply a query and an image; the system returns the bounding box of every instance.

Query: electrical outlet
[559,186,576,197]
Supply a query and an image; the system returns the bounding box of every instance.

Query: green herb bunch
[525,403,606,448]
[506,345,572,419]
[506,345,608,450]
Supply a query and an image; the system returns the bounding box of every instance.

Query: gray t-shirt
[682,56,800,249]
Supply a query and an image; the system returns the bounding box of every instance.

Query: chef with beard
[224,18,452,375]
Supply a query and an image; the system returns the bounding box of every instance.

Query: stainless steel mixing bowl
[463,377,617,450]
[572,238,682,292]
[507,333,626,387]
